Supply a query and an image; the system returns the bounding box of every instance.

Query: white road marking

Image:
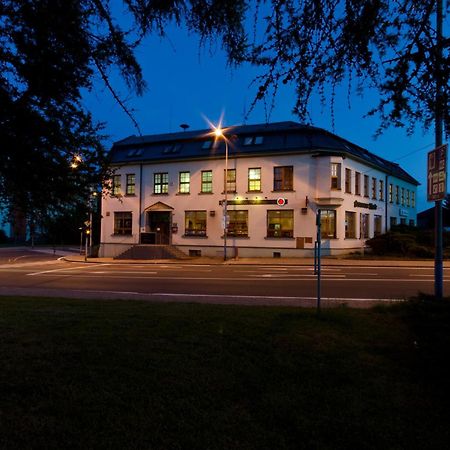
[20,273,450,282]
[27,264,111,276]
[47,289,405,303]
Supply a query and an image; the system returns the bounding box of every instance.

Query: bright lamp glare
[214,128,224,138]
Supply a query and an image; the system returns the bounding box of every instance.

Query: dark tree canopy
[248,0,449,137]
[0,0,448,236]
[0,0,247,231]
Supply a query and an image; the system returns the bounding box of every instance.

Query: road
[0,252,448,307]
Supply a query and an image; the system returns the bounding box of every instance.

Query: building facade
[100,121,419,258]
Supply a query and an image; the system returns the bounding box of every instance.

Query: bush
[367,227,439,258]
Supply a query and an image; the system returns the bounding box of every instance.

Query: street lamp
[214,127,229,261]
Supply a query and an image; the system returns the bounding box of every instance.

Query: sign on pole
[427,144,448,201]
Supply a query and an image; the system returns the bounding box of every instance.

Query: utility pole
[434,0,444,299]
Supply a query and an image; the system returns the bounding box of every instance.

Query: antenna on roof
[180,123,190,132]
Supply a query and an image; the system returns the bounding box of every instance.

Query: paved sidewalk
[63,254,446,268]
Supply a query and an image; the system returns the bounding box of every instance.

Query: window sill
[271,189,295,193]
[111,233,133,237]
[246,191,263,194]
[183,235,208,238]
[222,235,250,239]
[265,237,294,240]
[198,192,214,195]
[176,193,190,195]
[152,193,169,196]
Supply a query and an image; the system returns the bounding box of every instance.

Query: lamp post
[214,127,228,261]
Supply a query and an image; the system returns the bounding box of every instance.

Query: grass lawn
[0,297,449,449]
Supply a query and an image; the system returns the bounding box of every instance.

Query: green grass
[0,297,449,449]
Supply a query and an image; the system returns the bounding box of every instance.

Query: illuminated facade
[99,121,418,258]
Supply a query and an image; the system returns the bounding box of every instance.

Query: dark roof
[110,121,419,185]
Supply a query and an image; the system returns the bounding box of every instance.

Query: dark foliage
[367,225,450,257]
[248,0,449,137]
[0,0,247,232]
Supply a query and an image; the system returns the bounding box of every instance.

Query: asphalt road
[0,254,448,307]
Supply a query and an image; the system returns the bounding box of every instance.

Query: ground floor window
[409,219,415,227]
[185,211,206,236]
[345,211,356,238]
[114,212,132,235]
[227,210,248,237]
[390,217,397,228]
[374,215,382,236]
[360,213,370,238]
[267,210,294,238]
[320,209,336,239]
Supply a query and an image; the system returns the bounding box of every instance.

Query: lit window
[179,171,190,194]
[114,212,132,235]
[154,172,168,194]
[345,211,356,238]
[274,166,293,191]
[201,170,213,193]
[202,140,213,149]
[225,169,236,193]
[389,184,393,203]
[112,175,121,196]
[126,174,135,195]
[320,210,336,239]
[248,168,261,191]
[185,211,207,236]
[267,210,294,238]
[331,163,341,189]
[379,180,384,201]
[227,210,248,237]
[371,177,377,199]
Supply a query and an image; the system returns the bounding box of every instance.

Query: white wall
[100,153,417,257]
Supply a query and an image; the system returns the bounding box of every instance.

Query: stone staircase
[114,245,189,260]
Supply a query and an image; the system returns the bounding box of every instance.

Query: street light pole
[214,126,229,261]
[223,139,228,261]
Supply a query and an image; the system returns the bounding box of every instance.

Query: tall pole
[223,140,228,261]
[435,0,444,299]
[316,209,321,312]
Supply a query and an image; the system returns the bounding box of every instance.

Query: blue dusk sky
[83,21,445,214]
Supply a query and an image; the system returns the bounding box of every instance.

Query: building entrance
[145,211,171,244]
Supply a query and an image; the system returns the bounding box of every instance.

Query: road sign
[276,197,287,206]
[427,144,448,201]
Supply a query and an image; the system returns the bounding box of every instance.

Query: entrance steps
[114,245,189,260]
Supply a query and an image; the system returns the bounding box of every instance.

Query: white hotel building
[99,121,419,258]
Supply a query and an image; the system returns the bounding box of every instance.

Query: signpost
[427,144,447,202]
[427,144,448,300]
